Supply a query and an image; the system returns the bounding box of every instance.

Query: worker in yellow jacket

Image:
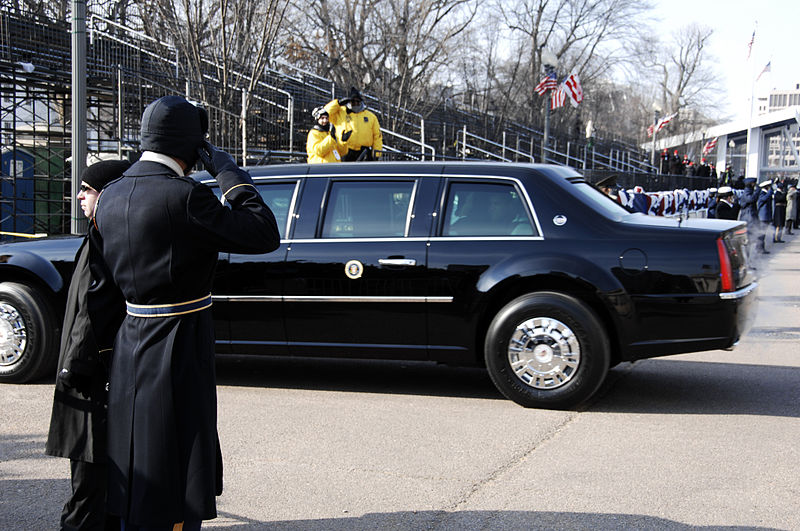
[306,106,343,163]
[324,87,383,161]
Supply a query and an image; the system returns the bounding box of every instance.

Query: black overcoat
[45,237,123,462]
[91,160,279,526]
[715,200,740,220]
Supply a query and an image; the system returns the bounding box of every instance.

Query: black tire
[484,291,609,409]
[0,282,59,383]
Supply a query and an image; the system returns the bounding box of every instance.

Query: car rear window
[443,181,535,236]
[571,182,630,221]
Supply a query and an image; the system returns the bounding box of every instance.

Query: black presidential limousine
[0,162,758,408]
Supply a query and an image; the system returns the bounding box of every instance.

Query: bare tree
[632,23,724,133]
[286,0,478,124]
[135,1,286,106]
[0,0,138,21]
[132,0,288,148]
[497,0,651,123]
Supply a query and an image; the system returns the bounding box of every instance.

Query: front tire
[485,291,609,409]
[0,282,59,383]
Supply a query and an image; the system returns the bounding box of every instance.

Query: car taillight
[717,237,733,292]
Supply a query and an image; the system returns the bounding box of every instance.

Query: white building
[652,96,800,182]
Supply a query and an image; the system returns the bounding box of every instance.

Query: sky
[650,0,799,124]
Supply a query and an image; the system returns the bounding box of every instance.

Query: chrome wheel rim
[0,302,27,367]
[507,317,580,390]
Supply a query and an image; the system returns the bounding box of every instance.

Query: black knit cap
[82,159,131,192]
[341,87,363,105]
[139,95,208,166]
[346,87,362,101]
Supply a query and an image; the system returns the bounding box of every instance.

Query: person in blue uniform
[90,96,280,530]
[756,179,773,254]
[46,159,130,531]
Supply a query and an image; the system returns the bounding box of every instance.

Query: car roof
[192,161,584,182]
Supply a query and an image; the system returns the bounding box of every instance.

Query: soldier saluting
[90,96,280,530]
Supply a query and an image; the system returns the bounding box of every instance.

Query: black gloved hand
[329,124,336,137]
[341,130,353,142]
[197,141,238,178]
[58,367,92,395]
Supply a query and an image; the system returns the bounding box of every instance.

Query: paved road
[2,236,798,530]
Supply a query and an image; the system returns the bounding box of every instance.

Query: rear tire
[485,291,609,409]
[0,282,59,383]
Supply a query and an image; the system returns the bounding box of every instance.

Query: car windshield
[571,182,631,221]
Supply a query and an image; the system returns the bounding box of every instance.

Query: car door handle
[378,258,416,266]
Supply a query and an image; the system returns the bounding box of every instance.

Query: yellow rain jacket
[324,99,383,158]
[306,125,343,163]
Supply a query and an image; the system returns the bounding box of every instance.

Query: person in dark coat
[669,150,682,175]
[660,148,670,174]
[715,186,740,220]
[90,96,281,530]
[772,181,787,242]
[46,160,130,531]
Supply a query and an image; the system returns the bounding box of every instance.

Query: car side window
[321,181,414,238]
[443,181,535,237]
[255,182,297,239]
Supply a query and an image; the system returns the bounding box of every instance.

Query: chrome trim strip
[378,258,417,266]
[212,295,282,302]
[211,172,545,240]
[719,282,758,300]
[429,236,544,241]
[285,296,426,303]
[285,180,301,238]
[286,236,542,243]
[212,295,453,303]
[405,180,419,237]
[289,237,428,243]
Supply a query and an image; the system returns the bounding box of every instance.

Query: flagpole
[650,105,661,167]
[540,51,558,162]
[745,24,756,181]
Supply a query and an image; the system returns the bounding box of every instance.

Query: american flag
[535,72,558,95]
[561,74,583,107]
[551,88,566,109]
[746,30,755,59]
[702,137,718,156]
[656,112,677,133]
[646,112,677,137]
[756,61,771,82]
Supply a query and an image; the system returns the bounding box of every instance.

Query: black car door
[426,176,543,362]
[283,175,437,360]
[215,178,301,356]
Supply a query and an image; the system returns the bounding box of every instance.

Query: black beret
[82,159,131,191]
[140,96,207,166]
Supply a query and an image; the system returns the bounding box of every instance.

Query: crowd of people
[657,148,751,191]
[658,148,717,178]
[602,175,798,254]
